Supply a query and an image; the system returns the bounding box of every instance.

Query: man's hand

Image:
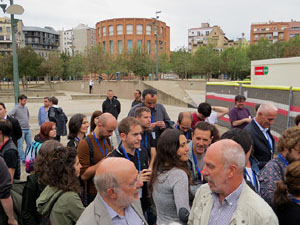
[140,168,152,182]
[8,218,18,225]
[155,121,166,129]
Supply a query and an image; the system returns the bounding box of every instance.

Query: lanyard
[245,168,257,190]
[120,144,141,172]
[292,197,300,204]
[176,125,190,140]
[191,143,202,182]
[278,153,289,166]
[93,131,107,158]
[141,134,147,150]
[151,109,155,123]
[75,137,80,142]
[265,131,273,153]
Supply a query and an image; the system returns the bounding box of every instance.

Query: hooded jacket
[102,96,121,119]
[48,105,68,136]
[36,185,84,225]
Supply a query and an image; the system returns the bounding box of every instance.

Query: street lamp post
[154,11,161,80]
[0,0,24,104]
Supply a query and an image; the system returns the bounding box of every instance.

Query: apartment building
[96,18,170,57]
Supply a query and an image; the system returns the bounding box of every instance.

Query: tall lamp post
[154,11,161,80]
[0,0,24,104]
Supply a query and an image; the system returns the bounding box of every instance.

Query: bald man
[77,157,147,225]
[189,140,278,225]
[244,102,278,169]
[77,113,117,205]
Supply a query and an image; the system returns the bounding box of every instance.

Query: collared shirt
[253,118,273,152]
[128,103,170,122]
[208,181,244,225]
[38,106,49,126]
[99,195,144,225]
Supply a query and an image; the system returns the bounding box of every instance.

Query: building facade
[0,17,24,54]
[22,26,59,58]
[59,29,73,55]
[96,18,170,57]
[250,21,300,44]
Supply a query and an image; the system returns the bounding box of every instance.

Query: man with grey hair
[244,102,278,169]
[76,157,147,225]
[188,139,278,225]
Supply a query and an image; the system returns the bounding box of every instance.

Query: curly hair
[90,110,103,132]
[149,129,191,194]
[39,122,55,140]
[34,140,63,183]
[35,142,80,193]
[68,113,86,139]
[274,161,300,208]
[278,127,300,153]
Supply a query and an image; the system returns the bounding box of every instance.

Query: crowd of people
[0,89,300,225]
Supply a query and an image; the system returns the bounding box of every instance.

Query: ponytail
[273,181,291,208]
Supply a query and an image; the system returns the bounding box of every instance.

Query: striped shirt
[208,181,244,225]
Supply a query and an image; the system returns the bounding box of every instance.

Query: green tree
[67,53,85,80]
[60,52,71,80]
[247,39,274,60]
[40,52,64,84]
[284,37,300,57]
[128,48,152,77]
[158,53,171,75]
[170,48,193,79]
[0,54,12,89]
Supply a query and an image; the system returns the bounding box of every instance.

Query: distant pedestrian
[8,94,31,163]
[131,89,142,108]
[89,79,94,94]
[38,97,50,126]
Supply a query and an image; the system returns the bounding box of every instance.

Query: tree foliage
[170,48,193,79]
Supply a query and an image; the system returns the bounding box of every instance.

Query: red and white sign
[255,66,265,75]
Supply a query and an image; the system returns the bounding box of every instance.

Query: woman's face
[79,117,89,134]
[74,156,82,177]
[49,125,57,138]
[93,115,101,127]
[177,135,189,162]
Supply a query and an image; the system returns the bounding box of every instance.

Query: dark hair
[274,161,300,208]
[118,117,141,135]
[0,102,6,109]
[49,96,58,105]
[68,114,86,139]
[220,128,253,154]
[295,114,300,126]
[34,140,63,184]
[149,129,191,194]
[178,112,192,124]
[278,127,300,153]
[90,110,103,132]
[44,97,50,100]
[136,90,141,96]
[134,107,151,118]
[192,121,219,143]
[197,103,211,117]
[142,89,157,99]
[235,95,246,103]
[39,122,56,140]
[18,94,27,101]
[36,145,80,193]
[0,119,12,136]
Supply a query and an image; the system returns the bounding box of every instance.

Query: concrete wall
[251,57,300,86]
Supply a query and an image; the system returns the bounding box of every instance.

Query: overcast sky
[11,0,300,50]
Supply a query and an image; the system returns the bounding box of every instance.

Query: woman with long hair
[87,110,103,134]
[36,146,84,225]
[22,140,63,225]
[149,129,191,225]
[274,160,300,225]
[67,113,89,149]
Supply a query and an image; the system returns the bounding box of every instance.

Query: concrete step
[71,94,106,100]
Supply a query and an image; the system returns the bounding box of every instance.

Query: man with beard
[108,117,154,224]
[259,127,300,206]
[188,140,278,225]
[187,121,217,196]
[77,158,147,225]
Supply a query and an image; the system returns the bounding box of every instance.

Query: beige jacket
[188,183,278,225]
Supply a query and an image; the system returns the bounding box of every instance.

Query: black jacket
[7,115,22,147]
[244,120,275,169]
[48,106,68,136]
[102,96,121,119]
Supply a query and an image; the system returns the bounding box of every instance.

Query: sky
[9,0,300,50]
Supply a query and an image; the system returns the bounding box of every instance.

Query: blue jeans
[18,129,32,162]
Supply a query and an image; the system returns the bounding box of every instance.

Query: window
[102,26,106,36]
[279,33,284,39]
[160,27,163,35]
[138,40,142,52]
[146,25,151,35]
[0,27,2,32]
[266,34,272,39]
[291,27,300,31]
[197,31,200,36]
[147,40,151,54]
[0,35,4,40]
[290,34,299,38]
[126,24,133,34]
[103,41,106,51]
[98,28,101,38]
[136,24,143,35]
[109,26,113,36]
[118,40,122,54]
[260,34,264,38]
[117,25,123,35]
[155,40,157,53]
[110,40,113,54]
[6,27,10,32]
[205,31,209,35]
[127,40,132,53]
[6,35,10,40]
[254,34,258,40]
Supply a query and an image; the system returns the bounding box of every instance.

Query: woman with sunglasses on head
[36,146,84,225]
[67,114,89,149]
[149,129,191,225]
